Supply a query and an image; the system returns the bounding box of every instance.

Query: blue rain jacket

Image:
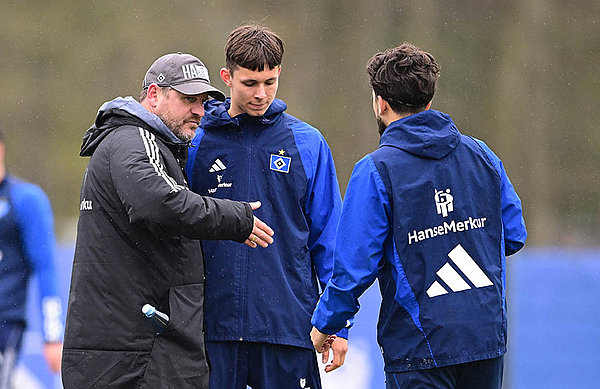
[312,109,526,372]
[186,98,344,349]
[0,175,62,343]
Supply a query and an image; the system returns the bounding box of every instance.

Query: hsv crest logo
[434,188,454,217]
[270,154,291,173]
[299,377,310,389]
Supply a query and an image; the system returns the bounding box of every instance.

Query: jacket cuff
[335,327,349,339]
[240,202,254,242]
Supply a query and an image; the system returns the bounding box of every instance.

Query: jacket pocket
[295,246,318,305]
[62,349,149,389]
[140,283,209,389]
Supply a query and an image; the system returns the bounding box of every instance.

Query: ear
[220,68,232,87]
[146,84,161,108]
[376,95,389,115]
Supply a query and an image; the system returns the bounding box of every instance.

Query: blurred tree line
[0,0,598,246]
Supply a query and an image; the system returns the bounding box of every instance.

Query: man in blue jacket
[186,25,348,388]
[311,43,527,389]
[0,128,63,388]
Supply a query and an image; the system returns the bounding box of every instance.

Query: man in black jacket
[61,53,274,389]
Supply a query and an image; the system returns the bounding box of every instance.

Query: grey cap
[142,53,226,101]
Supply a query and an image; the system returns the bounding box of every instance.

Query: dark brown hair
[225,25,284,73]
[367,43,440,115]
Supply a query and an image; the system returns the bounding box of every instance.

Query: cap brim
[171,81,226,101]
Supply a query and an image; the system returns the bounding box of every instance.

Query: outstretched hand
[244,201,275,248]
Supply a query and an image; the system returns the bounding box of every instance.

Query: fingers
[254,216,274,238]
[244,202,274,249]
[310,327,332,353]
[322,347,330,364]
[325,351,344,372]
[244,238,258,248]
[244,231,272,248]
[245,216,274,248]
[324,337,348,373]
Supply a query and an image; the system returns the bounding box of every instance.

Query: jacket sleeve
[298,131,345,336]
[475,139,527,255]
[109,127,253,242]
[13,183,63,343]
[311,155,390,335]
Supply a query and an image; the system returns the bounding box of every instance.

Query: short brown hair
[225,25,284,73]
[367,43,440,115]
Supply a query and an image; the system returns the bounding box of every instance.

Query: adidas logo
[209,159,226,173]
[426,244,493,298]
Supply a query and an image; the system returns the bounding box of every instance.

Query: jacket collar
[379,109,461,160]
[80,96,186,156]
[201,98,287,130]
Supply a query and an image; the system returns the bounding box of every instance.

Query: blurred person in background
[0,127,63,388]
[185,25,347,389]
[311,43,527,389]
[61,53,274,389]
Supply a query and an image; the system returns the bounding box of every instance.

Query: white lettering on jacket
[407,217,487,245]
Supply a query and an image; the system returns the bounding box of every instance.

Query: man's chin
[173,127,196,142]
[247,104,269,117]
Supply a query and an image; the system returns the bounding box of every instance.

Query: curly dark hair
[225,25,284,73]
[367,43,440,115]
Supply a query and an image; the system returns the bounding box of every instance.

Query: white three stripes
[449,245,493,288]
[209,158,226,172]
[426,244,493,298]
[138,128,185,193]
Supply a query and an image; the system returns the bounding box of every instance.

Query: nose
[255,84,267,100]
[191,101,205,117]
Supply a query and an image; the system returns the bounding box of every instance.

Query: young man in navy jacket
[311,43,527,389]
[186,25,348,389]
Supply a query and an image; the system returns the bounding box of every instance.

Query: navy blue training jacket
[0,175,62,343]
[186,98,344,349]
[312,109,527,372]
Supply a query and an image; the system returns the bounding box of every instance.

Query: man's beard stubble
[156,110,198,143]
[376,116,387,137]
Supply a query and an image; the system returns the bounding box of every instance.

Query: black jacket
[62,97,253,389]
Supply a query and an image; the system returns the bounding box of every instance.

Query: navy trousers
[207,341,322,389]
[386,356,504,389]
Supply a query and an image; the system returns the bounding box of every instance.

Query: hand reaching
[244,201,275,248]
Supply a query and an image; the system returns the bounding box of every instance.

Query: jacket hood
[379,109,461,160]
[80,96,184,156]
[201,98,287,130]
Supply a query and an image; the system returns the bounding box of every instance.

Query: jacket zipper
[239,122,253,341]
